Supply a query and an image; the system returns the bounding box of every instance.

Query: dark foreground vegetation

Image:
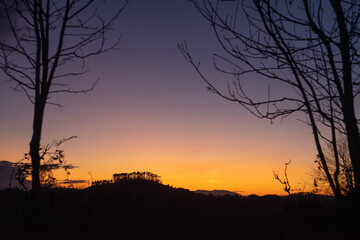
[0,180,358,240]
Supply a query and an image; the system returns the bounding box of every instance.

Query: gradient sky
[0,0,318,195]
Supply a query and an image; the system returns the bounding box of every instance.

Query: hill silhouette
[0,178,355,240]
[194,189,243,197]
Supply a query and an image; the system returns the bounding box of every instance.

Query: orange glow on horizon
[0,114,317,196]
[0,0,319,197]
[43,149,316,196]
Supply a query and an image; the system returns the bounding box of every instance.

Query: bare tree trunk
[30,97,46,199]
[344,111,360,198]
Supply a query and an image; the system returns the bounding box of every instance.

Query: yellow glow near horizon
[0,112,317,196]
[42,148,316,196]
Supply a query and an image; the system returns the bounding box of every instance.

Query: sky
[0,0,319,195]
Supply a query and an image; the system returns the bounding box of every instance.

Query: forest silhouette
[0,175,357,240]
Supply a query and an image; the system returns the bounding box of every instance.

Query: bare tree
[179,0,360,201]
[0,0,128,198]
[274,160,292,197]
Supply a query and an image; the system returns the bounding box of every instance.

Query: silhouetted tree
[90,172,162,187]
[274,160,292,197]
[0,0,128,199]
[91,179,113,186]
[313,137,355,196]
[113,171,162,183]
[14,136,77,190]
[180,0,360,201]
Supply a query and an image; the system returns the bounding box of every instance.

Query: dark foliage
[0,180,357,240]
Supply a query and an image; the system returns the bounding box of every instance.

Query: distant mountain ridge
[194,189,243,197]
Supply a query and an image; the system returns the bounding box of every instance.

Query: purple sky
[0,0,317,195]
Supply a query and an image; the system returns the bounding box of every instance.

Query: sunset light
[2,0,360,239]
[0,0,319,196]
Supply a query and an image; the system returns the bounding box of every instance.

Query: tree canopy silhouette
[180,0,360,201]
[0,0,128,199]
[91,171,162,187]
[113,171,162,183]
